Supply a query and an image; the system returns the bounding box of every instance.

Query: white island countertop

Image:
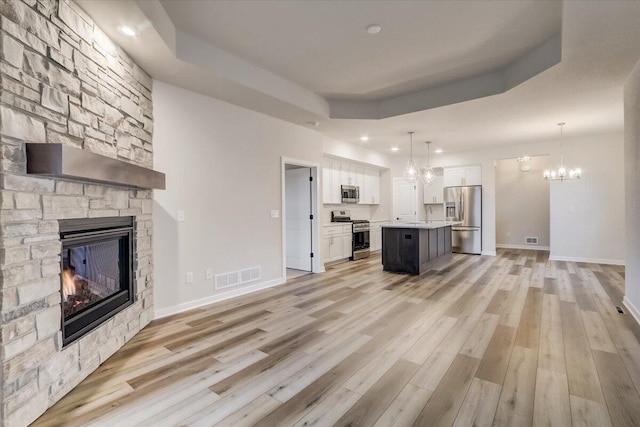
[382,220,462,230]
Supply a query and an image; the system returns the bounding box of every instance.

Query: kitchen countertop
[382,220,462,230]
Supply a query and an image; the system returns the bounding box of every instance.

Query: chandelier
[543,122,582,181]
[403,132,419,183]
[422,141,434,185]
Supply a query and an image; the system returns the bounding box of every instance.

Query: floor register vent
[215,266,261,290]
[525,236,539,245]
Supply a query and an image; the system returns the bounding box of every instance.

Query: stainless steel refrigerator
[444,185,482,254]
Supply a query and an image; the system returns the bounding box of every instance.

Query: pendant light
[422,141,434,185]
[543,122,582,181]
[403,131,419,182]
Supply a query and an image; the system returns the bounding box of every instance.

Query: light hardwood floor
[33,250,640,426]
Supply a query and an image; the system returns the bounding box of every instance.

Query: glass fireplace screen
[59,216,134,346]
[62,240,122,319]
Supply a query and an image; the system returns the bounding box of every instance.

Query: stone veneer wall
[0,1,154,426]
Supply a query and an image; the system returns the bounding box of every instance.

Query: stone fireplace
[0,1,157,426]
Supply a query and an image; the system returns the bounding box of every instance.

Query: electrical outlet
[271,210,280,218]
[205,268,213,280]
[177,211,185,222]
[186,272,194,283]
[506,231,511,238]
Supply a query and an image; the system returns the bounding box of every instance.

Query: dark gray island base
[382,223,456,275]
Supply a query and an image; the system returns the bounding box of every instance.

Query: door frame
[281,157,322,277]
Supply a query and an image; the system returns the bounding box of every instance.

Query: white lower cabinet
[371,229,381,252]
[329,235,344,260]
[321,236,331,264]
[342,233,352,258]
[369,222,389,252]
[322,225,352,263]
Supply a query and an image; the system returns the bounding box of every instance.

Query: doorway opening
[282,158,320,281]
[495,155,551,253]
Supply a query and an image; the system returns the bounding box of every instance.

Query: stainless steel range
[351,220,370,260]
[331,210,370,260]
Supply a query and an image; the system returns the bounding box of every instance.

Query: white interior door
[285,167,312,271]
[393,178,417,222]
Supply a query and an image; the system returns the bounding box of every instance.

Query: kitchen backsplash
[323,204,379,223]
[425,203,445,220]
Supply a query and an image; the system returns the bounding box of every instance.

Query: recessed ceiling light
[360,136,369,141]
[366,24,382,35]
[118,25,139,37]
[435,149,443,154]
[391,147,399,152]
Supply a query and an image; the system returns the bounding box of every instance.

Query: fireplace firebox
[60,216,135,346]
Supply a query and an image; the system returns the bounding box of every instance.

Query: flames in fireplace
[61,265,103,318]
[61,266,76,302]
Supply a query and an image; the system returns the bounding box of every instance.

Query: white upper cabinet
[464,166,482,185]
[330,161,341,202]
[443,165,482,187]
[443,167,464,187]
[322,160,343,204]
[354,166,365,188]
[368,168,381,204]
[323,158,381,205]
[424,174,444,204]
[360,168,380,205]
[322,160,332,204]
[341,163,358,186]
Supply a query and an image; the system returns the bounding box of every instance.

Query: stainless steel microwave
[341,185,359,203]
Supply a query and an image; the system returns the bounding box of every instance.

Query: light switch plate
[186,272,194,283]
[177,211,185,222]
[271,210,280,218]
[205,268,213,280]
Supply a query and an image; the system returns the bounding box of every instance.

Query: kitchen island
[381,221,460,275]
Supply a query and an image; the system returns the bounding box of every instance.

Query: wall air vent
[215,266,261,290]
[525,237,539,245]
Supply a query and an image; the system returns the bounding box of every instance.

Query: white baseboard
[481,251,497,256]
[154,276,286,319]
[496,244,550,251]
[623,296,640,327]
[548,255,625,266]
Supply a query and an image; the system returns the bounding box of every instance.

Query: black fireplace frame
[59,216,136,347]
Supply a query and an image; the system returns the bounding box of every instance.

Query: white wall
[624,59,640,321]
[323,136,391,169]
[549,134,624,264]
[496,156,551,248]
[152,81,324,317]
[390,131,625,262]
